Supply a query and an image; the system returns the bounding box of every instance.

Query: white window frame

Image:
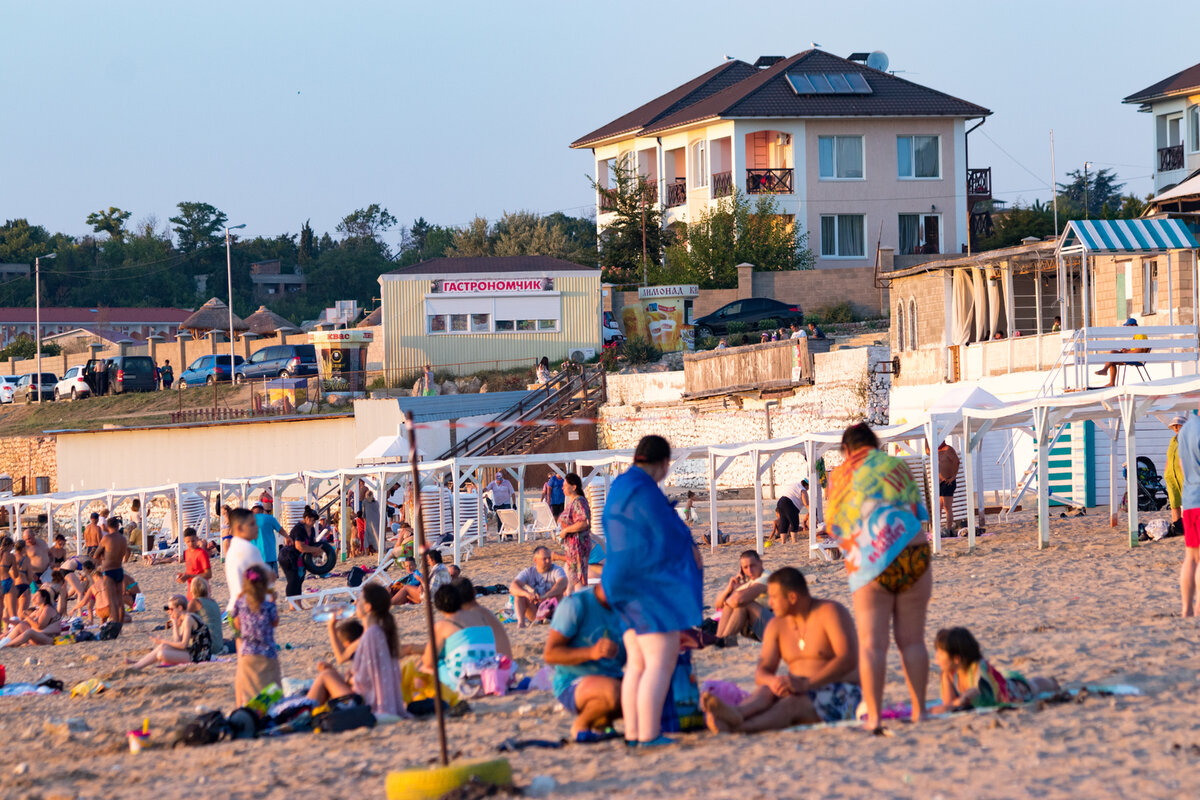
[1189,105,1200,154]
[819,214,867,259]
[690,139,709,188]
[1143,259,1158,315]
[898,212,943,255]
[897,134,942,180]
[817,135,865,181]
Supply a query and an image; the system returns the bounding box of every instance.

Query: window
[690,140,708,188]
[1190,105,1200,153]
[896,303,905,352]
[1144,260,1158,315]
[428,314,447,333]
[897,135,940,178]
[818,136,864,179]
[898,214,941,255]
[908,299,918,350]
[820,214,866,258]
[470,314,490,332]
[450,314,469,332]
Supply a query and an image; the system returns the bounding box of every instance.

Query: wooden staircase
[438,364,607,460]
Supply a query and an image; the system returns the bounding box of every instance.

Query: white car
[0,376,16,404]
[54,366,91,401]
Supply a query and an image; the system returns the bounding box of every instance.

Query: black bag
[227,707,264,740]
[313,693,375,733]
[347,565,367,588]
[179,710,229,747]
[97,622,122,641]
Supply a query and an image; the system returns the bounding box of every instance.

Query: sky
[4,0,1198,251]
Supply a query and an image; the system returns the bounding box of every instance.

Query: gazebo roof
[243,305,302,336]
[179,298,248,334]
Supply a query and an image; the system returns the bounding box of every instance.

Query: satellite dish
[866,51,889,72]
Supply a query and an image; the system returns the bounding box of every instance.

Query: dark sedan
[693,298,804,338]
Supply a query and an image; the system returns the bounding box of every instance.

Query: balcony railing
[1159,144,1184,172]
[746,168,794,194]
[666,180,687,207]
[599,190,617,212]
[598,180,658,212]
[966,167,992,200]
[712,171,733,198]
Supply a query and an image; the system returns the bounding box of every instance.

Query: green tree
[85,206,133,242]
[0,218,54,265]
[336,204,397,242]
[298,219,317,266]
[169,201,228,253]
[592,161,668,283]
[445,216,492,257]
[1056,168,1125,219]
[661,191,814,288]
[976,200,1057,250]
[0,335,60,362]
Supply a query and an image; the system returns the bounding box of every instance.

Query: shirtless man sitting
[701,567,860,732]
[94,517,129,630]
[23,530,52,587]
[712,550,772,647]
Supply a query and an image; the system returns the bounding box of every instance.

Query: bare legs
[1181,547,1200,617]
[621,629,680,743]
[940,495,956,532]
[701,686,819,733]
[570,675,622,736]
[125,643,190,670]
[514,595,536,628]
[853,566,932,730]
[307,667,354,704]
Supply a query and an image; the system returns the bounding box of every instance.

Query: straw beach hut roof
[244,305,303,336]
[179,298,249,337]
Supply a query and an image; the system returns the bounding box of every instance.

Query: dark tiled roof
[1124,61,1200,104]
[570,60,759,148]
[641,50,990,135]
[384,255,599,276]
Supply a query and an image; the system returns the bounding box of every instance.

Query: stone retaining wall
[0,435,57,493]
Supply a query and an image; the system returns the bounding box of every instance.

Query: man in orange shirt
[176,529,212,587]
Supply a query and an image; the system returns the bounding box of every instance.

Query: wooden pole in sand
[405,410,449,767]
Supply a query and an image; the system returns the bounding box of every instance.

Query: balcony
[599,189,617,212]
[666,180,687,207]
[966,167,992,201]
[1159,144,1184,172]
[712,171,733,198]
[746,168,793,194]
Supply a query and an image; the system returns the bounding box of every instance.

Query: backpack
[347,566,367,588]
[97,622,122,641]
[313,693,376,733]
[660,650,703,733]
[179,710,229,747]
[188,613,212,662]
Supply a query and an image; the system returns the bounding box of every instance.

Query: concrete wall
[599,346,890,488]
[55,415,356,492]
[0,435,57,493]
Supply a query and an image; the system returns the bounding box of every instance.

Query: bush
[600,343,620,372]
[726,321,748,334]
[697,336,719,351]
[0,335,61,363]
[756,318,780,331]
[368,376,386,390]
[622,335,662,365]
[811,301,856,325]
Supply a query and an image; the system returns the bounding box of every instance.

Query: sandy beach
[2,505,1199,800]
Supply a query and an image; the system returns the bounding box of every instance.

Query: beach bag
[347,566,368,588]
[535,597,558,622]
[660,650,703,733]
[179,710,229,747]
[313,693,376,733]
[97,622,122,641]
[227,707,264,740]
[1146,519,1170,541]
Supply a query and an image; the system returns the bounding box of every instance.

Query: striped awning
[1058,218,1198,253]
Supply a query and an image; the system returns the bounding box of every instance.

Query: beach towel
[438,625,498,698]
[602,465,703,635]
[827,448,929,592]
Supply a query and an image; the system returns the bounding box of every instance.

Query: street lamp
[225,224,246,380]
[35,252,56,404]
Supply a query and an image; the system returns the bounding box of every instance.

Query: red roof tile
[0,307,191,324]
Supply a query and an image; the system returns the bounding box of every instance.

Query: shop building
[379,255,603,381]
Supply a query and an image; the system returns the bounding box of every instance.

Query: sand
[2,506,1200,800]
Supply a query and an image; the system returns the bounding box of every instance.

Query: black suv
[693,298,804,338]
[105,355,159,394]
[238,344,318,382]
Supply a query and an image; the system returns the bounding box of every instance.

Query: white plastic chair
[497,509,521,542]
[527,501,557,539]
[437,519,480,564]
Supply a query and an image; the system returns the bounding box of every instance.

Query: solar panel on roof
[808,74,834,93]
[826,73,851,93]
[786,72,874,95]
[844,72,872,93]
[785,73,815,94]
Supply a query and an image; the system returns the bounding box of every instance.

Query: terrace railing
[1159,144,1184,172]
[746,168,793,194]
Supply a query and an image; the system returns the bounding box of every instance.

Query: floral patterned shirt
[232,596,278,658]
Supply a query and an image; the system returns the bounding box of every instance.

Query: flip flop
[637,735,676,748]
[575,728,620,744]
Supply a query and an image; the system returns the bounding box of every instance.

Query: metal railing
[966,167,992,199]
[712,171,733,198]
[746,168,794,194]
[1159,144,1184,172]
[666,180,687,207]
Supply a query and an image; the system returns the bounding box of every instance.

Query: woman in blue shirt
[602,435,702,747]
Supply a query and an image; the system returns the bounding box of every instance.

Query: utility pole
[1083,161,1091,220]
[1050,130,1059,236]
[34,252,56,404]
[641,187,648,287]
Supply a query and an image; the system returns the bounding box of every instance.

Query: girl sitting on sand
[0,588,62,648]
[308,582,412,717]
[231,566,281,706]
[934,627,1059,711]
[125,594,211,669]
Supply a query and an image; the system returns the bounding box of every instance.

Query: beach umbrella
[243,305,303,337]
[179,298,249,339]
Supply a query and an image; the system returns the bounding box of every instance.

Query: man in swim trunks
[543,582,625,740]
[23,530,52,587]
[712,550,773,647]
[701,567,860,733]
[94,517,129,627]
[83,513,102,558]
[934,440,960,535]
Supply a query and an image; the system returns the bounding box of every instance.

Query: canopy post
[926,421,942,555]
[175,487,185,559]
[1035,263,1044,369]
[1105,420,1120,528]
[1120,395,1140,548]
[752,449,764,555]
[806,440,819,559]
[707,451,718,553]
[1034,406,1051,549]
[451,460,462,565]
[517,464,526,543]
[377,470,387,567]
[73,501,82,556]
[139,492,147,554]
[45,500,53,541]
[963,417,977,552]
[338,472,348,561]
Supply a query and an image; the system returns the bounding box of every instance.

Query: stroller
[1122,456,1169,512]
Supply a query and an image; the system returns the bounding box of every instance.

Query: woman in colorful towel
[559,473,592,594]
[826,422,932,731]
[933,627,1059,711]
[125,593,210,668]
[602,435,703,747]
[309,582,412,717]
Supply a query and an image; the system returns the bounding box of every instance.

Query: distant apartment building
[0,307,191,348]
[570,49,993,269]
[250,258,307,300]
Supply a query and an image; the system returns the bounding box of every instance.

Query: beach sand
[2,507,1199,800]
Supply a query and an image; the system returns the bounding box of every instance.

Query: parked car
[177,354,244,388]
[105,355,158,394]
[692,298,804,339]
[238,344,318,382]
[54,366,91,401]
[0,376,17,404]
[17,372,58,403]
[602,311,625,344]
